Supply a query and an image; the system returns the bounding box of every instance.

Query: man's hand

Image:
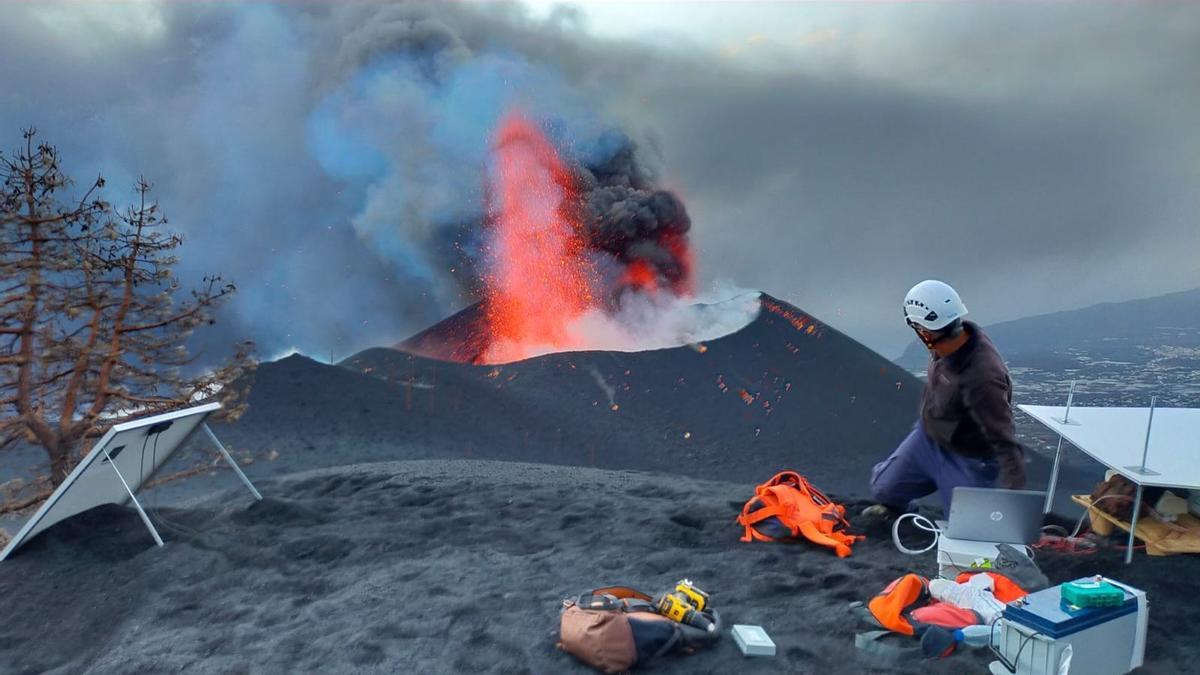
[997,446,1027,490]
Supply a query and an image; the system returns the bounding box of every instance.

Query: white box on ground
[732,624,776,656]
[935,532,1006,579]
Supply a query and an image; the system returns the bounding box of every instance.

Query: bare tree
[1,129,254,501]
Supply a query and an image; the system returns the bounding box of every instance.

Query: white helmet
[904,280,967,331]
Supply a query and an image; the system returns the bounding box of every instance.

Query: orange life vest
[854,573,978,661]
[868,574,931,636]
[737,470,862,557]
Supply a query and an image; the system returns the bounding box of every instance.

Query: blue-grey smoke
[0,1,655,363]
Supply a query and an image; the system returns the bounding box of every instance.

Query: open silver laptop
[938,487,1045,544]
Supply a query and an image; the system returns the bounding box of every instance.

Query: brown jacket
[920,322,1027,489]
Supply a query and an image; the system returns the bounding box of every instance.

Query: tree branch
[0,486,54,516]
[117,305,203,334]
[60,303,103,437]
[102,389,177,406]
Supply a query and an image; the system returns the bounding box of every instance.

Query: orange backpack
[867,574,932,636]
[853,574,979,662]
[737,470,862,557]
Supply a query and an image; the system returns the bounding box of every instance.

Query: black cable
[138,434,151,488]
[138,429,191,539]
[987,613,1045,673]
[147,430,203,540]
[1011,629,1044,671]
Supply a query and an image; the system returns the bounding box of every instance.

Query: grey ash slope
[2,461,1195,675]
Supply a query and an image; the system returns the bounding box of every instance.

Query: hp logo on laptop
[990,511,1004,521]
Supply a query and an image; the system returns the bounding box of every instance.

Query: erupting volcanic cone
[423,110,699,365]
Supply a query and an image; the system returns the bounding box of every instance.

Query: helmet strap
[910,319,963,350]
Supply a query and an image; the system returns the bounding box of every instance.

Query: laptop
[938,487,1046,544]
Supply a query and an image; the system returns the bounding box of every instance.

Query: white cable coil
[891,512,942,555]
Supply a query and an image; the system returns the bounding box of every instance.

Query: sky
[1,0,1197,360]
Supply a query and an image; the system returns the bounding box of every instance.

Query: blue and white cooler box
[989,578,1148,675]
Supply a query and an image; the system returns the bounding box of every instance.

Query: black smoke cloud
[584,182,691,285]
[579,141,693,297]
[1,1,1197,360]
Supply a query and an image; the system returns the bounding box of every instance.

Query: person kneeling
[864,280,1026,518]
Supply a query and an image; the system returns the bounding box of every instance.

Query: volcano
[323,292,922,490]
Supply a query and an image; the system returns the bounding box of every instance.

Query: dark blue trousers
[870,422,999,515]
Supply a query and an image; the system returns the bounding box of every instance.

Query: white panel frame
[1020,399,1200,564]
[1,402,261,562]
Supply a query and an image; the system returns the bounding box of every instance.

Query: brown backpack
[558,586,720,673]
[1090,474,1164,522]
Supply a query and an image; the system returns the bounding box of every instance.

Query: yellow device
[673,579,708,612]
[657,592,695,623]
[655,579,713,631]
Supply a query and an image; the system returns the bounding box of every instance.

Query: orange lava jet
[482,113,597,363]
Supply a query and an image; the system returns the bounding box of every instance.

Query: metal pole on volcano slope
[1044,380,1076,514]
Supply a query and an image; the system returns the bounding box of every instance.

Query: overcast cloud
[1,1,1196,360]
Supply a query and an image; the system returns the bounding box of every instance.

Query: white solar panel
[1,402,258,561]
[1020,404,1200,490]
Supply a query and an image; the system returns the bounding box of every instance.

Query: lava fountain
[481,113,598,363]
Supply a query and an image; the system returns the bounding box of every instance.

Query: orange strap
[797,520,861,558]
[738,503,790,542]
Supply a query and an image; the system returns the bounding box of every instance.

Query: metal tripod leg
[1044,435,1064,514]
[201,423,262,500]
[1125,483,1144,565]
[103,447,164,547]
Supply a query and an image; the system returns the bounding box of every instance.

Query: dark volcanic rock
[318,293,924,494]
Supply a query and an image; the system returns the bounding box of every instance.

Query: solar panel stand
[1124,483,1145,564]
[101,446,165,548]
[1043,380,1077,513]
[1123,396,1161,477]
[201,423,263,501]
[1120,397,1160,564]
[1051,380,1078,425]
